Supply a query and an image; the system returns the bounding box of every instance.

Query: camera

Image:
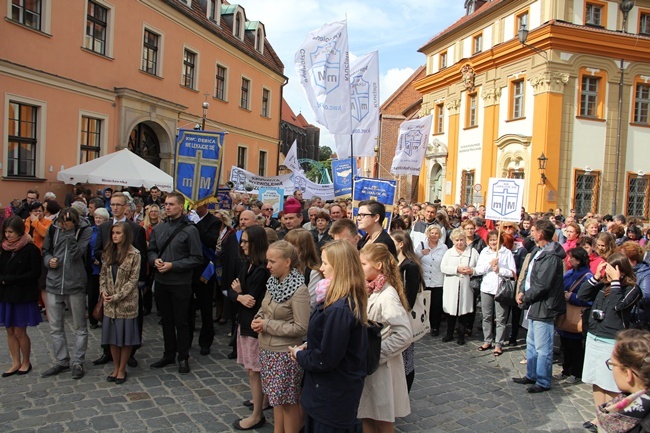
[592,309,605,321]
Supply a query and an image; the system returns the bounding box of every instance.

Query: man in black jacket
[92,192,148,367]
[148,192,203,374]
[513,219,566,393]
[190,204,219,355]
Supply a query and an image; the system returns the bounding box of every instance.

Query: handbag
[495,277,517,306]
[409,289,431,342]
[555,273,589,334]
[92,296,104,322]
[365,320,383,375]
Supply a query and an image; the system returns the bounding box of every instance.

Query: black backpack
[365,321,383,375]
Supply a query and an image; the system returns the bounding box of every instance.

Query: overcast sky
[239,0,466,152]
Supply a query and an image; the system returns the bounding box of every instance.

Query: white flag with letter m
[390,115,433,176]
[295,20,352,135]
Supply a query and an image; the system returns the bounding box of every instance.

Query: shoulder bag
[365,320,383,375]
[407,272,431,342]
[495,276,517,306]
[92,296,104,321]
[555,273,589,334]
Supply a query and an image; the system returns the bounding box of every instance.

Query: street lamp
[613,0,635,214]
[201,101,209,130]
[374,144,380,178]
[518,23,548,61]
[537,152,548,185]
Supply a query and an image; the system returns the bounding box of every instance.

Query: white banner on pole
[284,140,302,174]
[295,20,352,135]
[229,167,334,201]
[334,50,380,158]
[390,115,433,176]
[485,178,525,222]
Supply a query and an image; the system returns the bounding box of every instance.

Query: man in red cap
[278,197,303,240]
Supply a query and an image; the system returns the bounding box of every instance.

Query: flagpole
[350,134,355,198]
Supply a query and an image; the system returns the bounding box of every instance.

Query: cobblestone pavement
[0,310,595,432]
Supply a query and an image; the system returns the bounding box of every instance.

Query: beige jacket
[257,284,309,352]
[99,246,141,319]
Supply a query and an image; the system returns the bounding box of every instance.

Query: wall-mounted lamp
[537,152,548,184]
[584,166,592,175]
[518,24,548,61]
[637,170,645,178]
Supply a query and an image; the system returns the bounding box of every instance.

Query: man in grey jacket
[513,219,566,393]
[41,207,92,379]
[148,192,203,374]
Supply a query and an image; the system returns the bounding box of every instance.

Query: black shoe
[527,384,550,393]
[233,417,266,431]
[456,338,465,345]
[242,400,254,407]
[93,354,112,365]
[200,347,210,356]
[512,377,535,385]
[178,359,190,374]
[16,364,32,376]
[41,364,69,378]
[143,309,151,316]
[150,357,175,369]
[583,421,598,433]
[431,329,439,337]
[107,375,116,382]
[2,369,19,378]
[127,356,138,368]
[71,364,84,380]
[227,351,237,359]
[441,335,454,343]
[115,372,128,385]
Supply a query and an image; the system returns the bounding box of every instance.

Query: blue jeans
[525,319,554,389]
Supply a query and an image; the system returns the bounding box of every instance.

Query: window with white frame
[182,49,196,89]
[215,64,227,100]
[237,146,247,169]
[142,29,160,75]
[80,116,102,163]
[234,11,243,40]
[586,3,604,26]
[580,76,600,117]
[7,101,38,177]
[240,77,250,109]
[634,83,649,125]
[261,88,270,117]
[473,34,483,54]
[11,0,42,31]
[255,28,264,54]
[208,0,220,22]
[85,0,108,55]
[511,79,525,119]
[259,150,267,176]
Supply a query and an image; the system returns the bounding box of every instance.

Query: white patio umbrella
[57,149,174,192]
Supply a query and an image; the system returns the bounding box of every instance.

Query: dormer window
[585,2,606,27]
[255,27,264,53]
[234,11,243,40]
[207,0,221,23]
[179,0,190,7]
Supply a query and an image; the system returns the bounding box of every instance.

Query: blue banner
[352,176,396,230]
[174,129,225,205]
[331,158,356,199]
[216,188,232,210]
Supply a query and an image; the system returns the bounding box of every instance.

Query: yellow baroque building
[415,0,650,218]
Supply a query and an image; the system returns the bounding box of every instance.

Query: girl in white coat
[358,243,412,433]
[440,227,479,345]
[474,230,516,355]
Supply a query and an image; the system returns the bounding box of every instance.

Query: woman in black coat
[0,216,42,376]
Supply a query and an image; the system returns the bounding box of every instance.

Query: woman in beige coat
[100,222,141,384]
[251,241,309,433]
[440,227,479,345]
[358,243,412,433]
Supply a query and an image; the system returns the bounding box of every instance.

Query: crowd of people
[2,187,650,432]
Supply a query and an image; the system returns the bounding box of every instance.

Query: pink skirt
[236,327,261,372]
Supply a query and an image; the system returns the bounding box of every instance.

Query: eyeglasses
[110,203,125,207]
[357,213,374,219]
[606,358,640,376]
[240,239,249,244]
[262,208,273,211]
[503,226,516,230]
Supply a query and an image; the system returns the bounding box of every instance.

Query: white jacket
[415,240,448,288]
[475,246,516,295]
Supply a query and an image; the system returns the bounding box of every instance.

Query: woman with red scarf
[0,216,42,377]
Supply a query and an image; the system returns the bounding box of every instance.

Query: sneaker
[553,372,568,380]
[71,364,84,380]
[566,375,580,384]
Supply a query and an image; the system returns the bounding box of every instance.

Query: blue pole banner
[352,176,396,231]
[174,129,225,206]
[216,188,233,210]
[332,158,356,199]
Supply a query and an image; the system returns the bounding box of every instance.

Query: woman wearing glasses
[599,329,650,433]
[356,200,397,258]
[578,253,642,433]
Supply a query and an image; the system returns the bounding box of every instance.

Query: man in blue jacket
[513,219,566,393]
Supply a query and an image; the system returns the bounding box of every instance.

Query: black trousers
[427,287,443,331]
[156,282,192,361]
[189,278,215,349]
[87,274,100,326]
[560,336,585,378]
[445,313,471,339]
[510,304,523,342]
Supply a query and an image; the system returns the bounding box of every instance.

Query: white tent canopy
[57,149,174,192]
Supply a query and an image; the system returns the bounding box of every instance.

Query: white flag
[284,140,302,174]
[334,51,380,158]
[295,20,352,135]
[390,115,433,176]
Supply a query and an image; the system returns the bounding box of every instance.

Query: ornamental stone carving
[481,87,502,106]
[445,99,461,115]
[529,72,569,95]
[461,65,476,93]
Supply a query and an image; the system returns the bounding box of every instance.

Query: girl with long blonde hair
[291,240,368,431]
[358,243,412,433]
